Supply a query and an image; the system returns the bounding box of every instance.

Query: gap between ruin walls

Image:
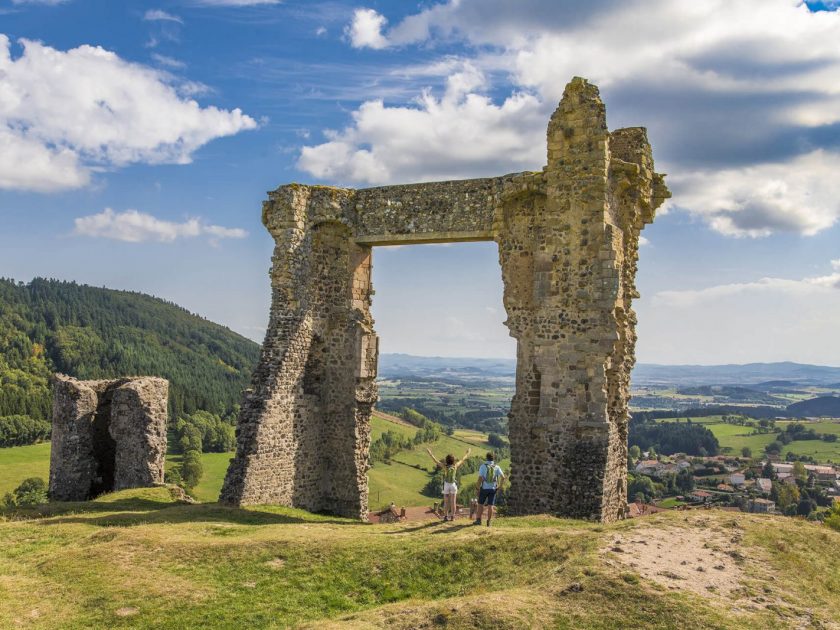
[220,77,670,522]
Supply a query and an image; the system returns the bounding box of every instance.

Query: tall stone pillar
[498,78,668,521]
[220,186,378,519]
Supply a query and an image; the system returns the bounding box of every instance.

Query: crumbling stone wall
[222,77,669,521]
[49,374,168,501]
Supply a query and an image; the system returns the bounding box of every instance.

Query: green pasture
[0,442,50,495]
[0,414,499,510]
[653,418,840,462]
[6,487,835,628]
[165,451,233,503]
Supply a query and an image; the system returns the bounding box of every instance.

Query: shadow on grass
[430,522,478,535]
[382,520,445,534]
[11,497,361,528]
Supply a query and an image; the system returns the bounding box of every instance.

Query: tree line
[0,278,260,447]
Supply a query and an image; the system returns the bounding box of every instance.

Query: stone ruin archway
[220,77,670,521]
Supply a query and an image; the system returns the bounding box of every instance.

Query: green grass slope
[1,487,837,629]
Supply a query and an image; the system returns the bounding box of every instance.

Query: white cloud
[668,150,840,237]
[0,126,88,191]
[298,62,544,185]
[315,26,327,37]
[324,1,840,237]
[11,0,68,5]
[73,208,247,243]
[346,8,389,49]
[143,9,183,24]
[0,35,257,192]
[151,53,186,69]
[653,263,840,308]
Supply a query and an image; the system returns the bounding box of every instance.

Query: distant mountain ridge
[633,362,840,387]
[379,354,840,387]
[0,278,260,421]
[378,353,516,380]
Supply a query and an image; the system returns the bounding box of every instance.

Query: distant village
[628,454,840,519]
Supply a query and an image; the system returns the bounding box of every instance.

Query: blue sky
[1,0,839,364]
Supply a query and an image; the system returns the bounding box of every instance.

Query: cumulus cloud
[0,35,257,192]
[346,8,389,49]
[143,9,183,24]
[318,0,840,237]
[73,208,247,243]
[298,63,544,185]
[668,150,840,237]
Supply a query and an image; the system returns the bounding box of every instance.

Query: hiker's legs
[475,487,490,524]
[451,491,458,519]
[485,489,497,525]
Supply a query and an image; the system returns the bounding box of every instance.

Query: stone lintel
[354,230,494,246]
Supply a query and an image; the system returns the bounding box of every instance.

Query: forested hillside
[0,278,260,427]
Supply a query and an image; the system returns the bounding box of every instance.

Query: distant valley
[378,353,840,422]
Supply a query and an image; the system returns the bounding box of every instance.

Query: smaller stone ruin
[49,374,168,501]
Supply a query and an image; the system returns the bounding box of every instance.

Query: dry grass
[1,487,839,629]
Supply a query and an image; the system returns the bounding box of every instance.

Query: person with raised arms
[426,447,471,521]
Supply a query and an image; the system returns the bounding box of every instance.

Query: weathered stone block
[49,375,168,501]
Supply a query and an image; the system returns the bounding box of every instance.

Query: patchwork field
[655,418,840,462]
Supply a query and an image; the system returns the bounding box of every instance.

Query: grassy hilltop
[1,486,838,629]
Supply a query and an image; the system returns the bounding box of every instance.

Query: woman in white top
[426,447,471,521]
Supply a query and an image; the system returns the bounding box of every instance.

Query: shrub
[11,477,48,506]
[488,433,507,449]
[825,504,840,532]
[180,450,204,489]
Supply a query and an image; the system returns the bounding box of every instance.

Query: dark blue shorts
[478,487,497,506]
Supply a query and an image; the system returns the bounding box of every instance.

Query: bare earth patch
[115,607,139,617]
[603,520,757,606]
[265,557,286,569]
